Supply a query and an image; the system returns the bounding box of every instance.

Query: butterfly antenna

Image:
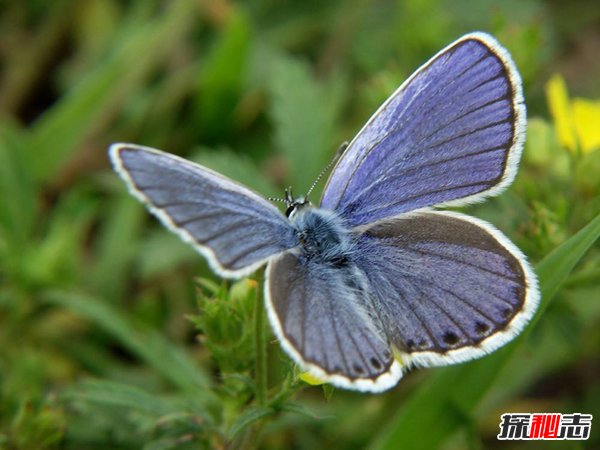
[268,196,287,203]
[269,187,295,204]
[270,140,348,204]
[285,186,294,203]
[305,141,349,198]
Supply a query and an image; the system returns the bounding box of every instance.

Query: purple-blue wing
[110,144,298,278]
[355,211,538,367]
[266,252,402,392]
[320,33,525,227]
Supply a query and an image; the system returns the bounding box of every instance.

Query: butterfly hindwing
[321,32,525,227]
[266,251,402,392]
[354,211,539,367]
[110,144,298,278]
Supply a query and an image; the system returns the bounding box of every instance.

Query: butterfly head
[269,186,312,218]
[270,141,349,219]
[283,187,312,218]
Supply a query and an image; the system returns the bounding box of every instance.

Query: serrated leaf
[64,379,174,417]
[143,437,193,450]
[268,56,342,193]
[228,406,273,439]
[277,401,329,420]
[191,148,278,198]
[24,188,96,287]
[43,290,220,416]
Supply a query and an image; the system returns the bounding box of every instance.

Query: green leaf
[64,379,175,417]
[195,10,250,140]
[44,291,220,415]
[0,123,37,250]
[191,148,278,198]
[90,194,144,301]
[23,188,96,288]
[369,211,600,450]
[136,230,198,281]
[26,0,197,182]
[534,211,600,312]
[143,437,194,450]
[228,406,273,439]
[277,401,329,420]
[63,380,213,445]
[268,56,343,193]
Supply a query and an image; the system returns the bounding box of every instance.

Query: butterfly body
[290,206,354,266]
[110,32,539,392]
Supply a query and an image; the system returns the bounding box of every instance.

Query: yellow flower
[546,74,600,154]
[299,371,326,386]
[572,98,600,153]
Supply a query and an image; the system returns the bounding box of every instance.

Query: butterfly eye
[285,197,311,218]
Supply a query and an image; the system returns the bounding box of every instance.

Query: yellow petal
[572,98,600,153]
[299,372,326,386]
[545,74,577,152]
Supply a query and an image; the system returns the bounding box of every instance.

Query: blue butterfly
[110,32,539,392]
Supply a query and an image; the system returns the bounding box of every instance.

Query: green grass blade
[370,211,600,450]
[63,379,176,417]
[0,124,37,249]
[64,379,213,423]
[228,406,273,439]
[191,148,279,198]
[194,11,250,140]
[268,56,342,193]
[26,0,197,182]
[44,290,220,413]
[89,195,144,301]
[533,211,600,312]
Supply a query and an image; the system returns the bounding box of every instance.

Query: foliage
[1,0,599,449]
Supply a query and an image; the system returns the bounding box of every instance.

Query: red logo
[498,413,592,440]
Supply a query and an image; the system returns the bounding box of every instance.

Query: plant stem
[254,269,267,407]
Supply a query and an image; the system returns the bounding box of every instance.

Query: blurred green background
[1,0,600,449]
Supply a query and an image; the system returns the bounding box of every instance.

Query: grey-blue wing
[110,144,298,278]
[321,33,525,227]
[266,252,402,392]
[355,211,538,367]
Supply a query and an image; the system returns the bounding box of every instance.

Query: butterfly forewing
[321,33,525,227]
[110,144,298,278]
